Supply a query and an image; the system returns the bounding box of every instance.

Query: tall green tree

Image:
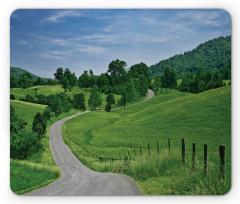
[108,59,127,85]
[32,113,47,138]
[73,93,86,111]
[161,66,178,89]
[58,92,72,112]
[78,71,90,88]
[54,67,64,82]
[10,76,18,88]
[48,94,63,116]
[88,85,102,110]
[19,75,33,89]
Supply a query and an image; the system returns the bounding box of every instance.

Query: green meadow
[10,85,121,110]
[62,86,231,195]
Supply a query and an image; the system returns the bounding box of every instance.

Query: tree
[48,94,63,117]
[10,76,18,88]
[126,82,137,102]
[89,69,93,76]
[10,105,40,159]
[108,59,127,85]
[78,71,90,88]
[73,93,86,111]
[137,75,149,97]
[105,102,111,112]
[161,66,177,89]
[62,76,71,91]
[129,62,151,84]
[106,93,115,105]
[88,85,102,110]
[54,67,64,82]
[19,75,33,89]
[32,113,47,138]
[98,73,110,92]
[57,92,72,112]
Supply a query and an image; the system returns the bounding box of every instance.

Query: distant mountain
[10,67,51,81]
[149,35,231,78]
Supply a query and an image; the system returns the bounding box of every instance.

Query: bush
[10,129,41,159]
[25,94,36,103]
[105,102,111,112]
[10,94,15,100]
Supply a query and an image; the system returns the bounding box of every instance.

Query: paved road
[27,89,154,196]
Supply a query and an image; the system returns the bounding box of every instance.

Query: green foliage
[106,93,115,105]
[161,66,178,89]
[57,92,72,112]
[120,92,127,109]
[108,59,128,85]
[10,76,18,88]
[54,67,64,82]
[19,75,33,89]
[10,105,40,159]
[150,36,231,77]
[48,94,63,117]
[44,106,51,120]
[10,94,15,100]
[78,70,90,88]
[32,112,47,138]
[179,69,224,93]
[105,102,111,112]
[73,93,86,111]
[88,85,102,110]
[62,76,71,91]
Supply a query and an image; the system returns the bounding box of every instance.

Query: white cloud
[177,10,225,27]
[43,10,82,23]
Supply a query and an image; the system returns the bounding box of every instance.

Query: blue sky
[10,9,231,78]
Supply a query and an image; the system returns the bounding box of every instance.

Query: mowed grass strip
[63,86,231,195]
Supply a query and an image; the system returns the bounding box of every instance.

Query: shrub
[44,106,51,120]
[105,102,111,112]
[10,94,15,100]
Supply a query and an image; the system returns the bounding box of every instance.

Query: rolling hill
[10,67,51,81]
[150,35,231,78]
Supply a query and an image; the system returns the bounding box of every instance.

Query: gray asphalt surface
[27,89,154,196]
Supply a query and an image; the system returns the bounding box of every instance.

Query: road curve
[27,89,154,196]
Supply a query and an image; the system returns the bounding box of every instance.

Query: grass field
[10,85,122,110]
[62,86,231,195]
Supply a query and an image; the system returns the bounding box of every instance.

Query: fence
[66,128,226,181]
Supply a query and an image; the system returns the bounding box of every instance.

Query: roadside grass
[62,86,231,195]
[10,100,82,194]
[10,159,60,195]
[10,85,122,110]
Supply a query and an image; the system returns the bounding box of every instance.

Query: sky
[10,9,231,78]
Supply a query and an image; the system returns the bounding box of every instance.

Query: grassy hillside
[63,86,231,195]
[10,100,80,194]
[10,85,122,110]
[150,35,231,77]
[10,100,47,130]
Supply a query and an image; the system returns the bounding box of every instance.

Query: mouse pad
[10,9,231,195]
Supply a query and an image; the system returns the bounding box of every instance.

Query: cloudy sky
[10,9,231,78]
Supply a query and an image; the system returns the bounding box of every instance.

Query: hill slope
[10,67,51,81]
[150,35,231,77]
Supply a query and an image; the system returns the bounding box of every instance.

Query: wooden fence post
[204,144,208,174]
[192,143,196,170]
[148,144,150,156]
[157,141,159,155]
[140,146,142,156]
[182,139,185,164]
[219,146,225,180]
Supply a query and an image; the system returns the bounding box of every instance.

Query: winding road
[27,89,154,196]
